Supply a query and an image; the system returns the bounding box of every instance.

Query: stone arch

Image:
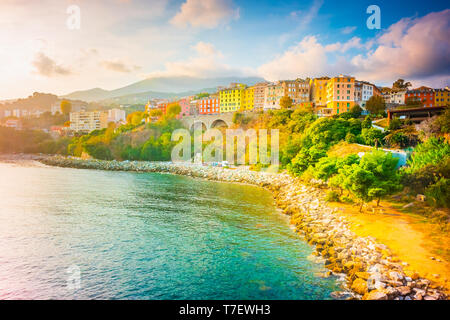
[210,119,229,129]
[190,121,207,132]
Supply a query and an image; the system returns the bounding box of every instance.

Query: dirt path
[328,201,450,293]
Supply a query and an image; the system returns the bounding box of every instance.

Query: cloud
[340,26,356,34]
[352,9,450,82]
[100,59,142,73]
[259,9,450,86]
[258,36,337,81]
[31,52,72,77]
[290,0,323,28]
[145,41,252,78]
[170,0,239,29]
[325,37,363,53]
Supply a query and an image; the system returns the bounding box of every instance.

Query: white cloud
[31,52,72,77]
[325,37,363,53]
[340,26,356,34]
[258,36,335,81]
[171,0,239,29]
[100,59,141,73]
[259,9,450,86]
[352,9,450,83]
[145,41,253,78]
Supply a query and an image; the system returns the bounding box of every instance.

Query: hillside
[62,76,265,102]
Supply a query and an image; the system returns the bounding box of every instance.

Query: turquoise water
[0,161,340,299]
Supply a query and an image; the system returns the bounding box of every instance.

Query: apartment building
[263,83,284,110]
[280,78,310,105]
[325,75,355,115]
[70,111,108,133]
[219,83,246,113]
[198,96,220,114]
[405,87,435,108]
[310,77,329,107]
[434,88,450,107]
[241,87,254,111]
[249,82,268,110]
[107,108,126,124]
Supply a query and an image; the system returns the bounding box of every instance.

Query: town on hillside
[0,75,448,135]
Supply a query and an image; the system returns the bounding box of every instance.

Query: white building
[355,81,377,113]
[70,111,108,133]
[107,108,126,124]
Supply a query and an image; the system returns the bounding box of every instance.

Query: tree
[392,79,412,90]
[365,96,386,115]
[279,96,293,109]
[361,127,385,147]
[349,104,363,118]
[60,100,72,115]
[149,109,163,118]
[126,111,145,125]
[166,103,181,118]
[337,150,401,210]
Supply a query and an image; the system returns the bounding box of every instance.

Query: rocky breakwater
[39,156,447,300]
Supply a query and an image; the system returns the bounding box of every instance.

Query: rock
[363,290,388,300]
[351,278,368,295]
[403,202,414,209]
[396,286,411,296]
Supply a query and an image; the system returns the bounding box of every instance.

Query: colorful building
[263,83,284,109]
[241,87,254,111]
[280,78,310,105]
[310,77,329,107]
[219,83,246,113]
[250,82,269,110]
[434,88,450,107]
[198,96,220,114]
[178,98,191,118]
[325,75,356,115]
[405,87,435,108]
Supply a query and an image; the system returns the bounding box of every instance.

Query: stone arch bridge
[181,113,234,131]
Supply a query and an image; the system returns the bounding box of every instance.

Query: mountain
[97,87,219,105]
[62,76,265,102]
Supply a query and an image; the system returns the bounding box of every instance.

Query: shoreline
[1,154,447,300]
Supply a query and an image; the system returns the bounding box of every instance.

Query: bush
[325,190,340,202]
[425,178,450,208]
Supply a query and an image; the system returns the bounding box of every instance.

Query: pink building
[178,98,191,118]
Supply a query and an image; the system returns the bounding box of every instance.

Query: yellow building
[219,83,246,113]
[325,75,355,115]
[310,77,329,107]
[434,88,450,107]
[241,87,254,111]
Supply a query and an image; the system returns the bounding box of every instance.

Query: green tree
[279,96,293,109]
[60,100,72,115]
[166,103,181,118]
[365,96,386,115]
[392,79,412,90]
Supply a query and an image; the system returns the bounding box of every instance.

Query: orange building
[198,96,220,114]
[405,87,435,108]
[325,75,355,115]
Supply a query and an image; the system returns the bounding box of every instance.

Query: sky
[0,0,449,99]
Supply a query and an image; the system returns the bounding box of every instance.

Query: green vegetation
[60,100,72,115]
[279,96,293,109]
[365,96,386,115]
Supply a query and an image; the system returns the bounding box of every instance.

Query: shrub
[325,190,340,202]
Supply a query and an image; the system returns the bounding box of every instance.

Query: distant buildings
[249,82,268,110]
[70,111,108,133]
[264,82,283,110]
[324,75,356,115]
[198,96,220,115]
[219,83,246,113]
[4,119,22,129]
[405,87,435,108]
[107,108,126,124]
